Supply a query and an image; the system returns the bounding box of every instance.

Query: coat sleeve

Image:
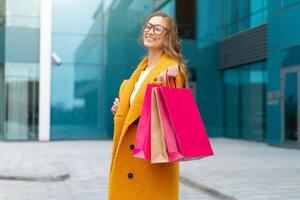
[118,79,128,99]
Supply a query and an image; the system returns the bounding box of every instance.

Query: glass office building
[162,0,268,142]
[0,0,299,149]
[0,0,40,140]
[0,0,153,140]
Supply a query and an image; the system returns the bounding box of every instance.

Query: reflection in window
[0,0,40,141]
[159,0,175,18]
[223,61,267,141]
[224,68,240,138]
[282,45,300,68]
[197,0,222,48]
[4,63,39,140]
[222,0,267,37]
[0,64,4,139]
[282,0,300,7]
[51,0,153,139]
[5,0,40,28]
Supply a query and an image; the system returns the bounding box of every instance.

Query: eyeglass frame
[143,22,169,35]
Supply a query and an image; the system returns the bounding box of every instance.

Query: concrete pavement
[0,138,299,200]
[180,138,300,200]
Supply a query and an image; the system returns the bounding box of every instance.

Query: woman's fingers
[111,106,116,115]
[114,98,119,103]
[111,98,120,115]
[167,65,179,77]
[111,105,117,114]
[157,73,164,82]
[113,98,120,105]
[156,65,178,85]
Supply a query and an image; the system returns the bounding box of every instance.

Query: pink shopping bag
[155,87,184,162]
[133,84,160,160]
[158,86,214,160]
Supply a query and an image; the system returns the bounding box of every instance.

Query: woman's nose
[148,27,155,35]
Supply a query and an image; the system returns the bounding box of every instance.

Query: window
[223,61,267,141]
[282,0,300,7]
[175,0,196,39]
[222,0,267,37]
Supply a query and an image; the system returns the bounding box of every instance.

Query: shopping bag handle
[165,69,177,88]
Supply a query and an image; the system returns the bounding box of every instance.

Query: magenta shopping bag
[133,84,159,160]
[155,87,184,162]
[158,86,214,160]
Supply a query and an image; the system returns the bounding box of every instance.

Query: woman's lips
[145,35,156,41]
[146,37,155,42]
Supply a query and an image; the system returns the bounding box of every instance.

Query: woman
[108,11,188,200]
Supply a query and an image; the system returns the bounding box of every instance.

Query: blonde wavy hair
[139,11,189,87]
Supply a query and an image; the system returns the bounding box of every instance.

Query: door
[281,66,300,145]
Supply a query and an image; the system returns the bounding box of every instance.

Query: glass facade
[194,0,269,140]
[0,64,3,140]
[50,0,152,139]
[284,72,298,141]
[0,0,298,145]
[0,0,4,139]
[282,0,300,7]
[267,0,300,145]
[159,0,175,18]
[196,0,267,49]
[0,0,39,140]
[222,0,267,37]
[223,68,239,138]
[282,45,300,67]
[282,46,300,142]
[197,0,222,48]
[223,62,267,141]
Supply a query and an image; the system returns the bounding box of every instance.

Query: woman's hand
[156,64,179,84]
[111,98,120,115]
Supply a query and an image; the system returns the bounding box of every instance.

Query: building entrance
[281,66,300,146]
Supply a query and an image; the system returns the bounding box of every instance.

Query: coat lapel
[118,54,178,143]
[112,56,148,142]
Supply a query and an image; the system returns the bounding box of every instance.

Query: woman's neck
[147,48,163,69]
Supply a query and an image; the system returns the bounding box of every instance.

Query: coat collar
[118,53,178,141]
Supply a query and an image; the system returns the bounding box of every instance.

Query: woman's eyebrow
[148,22,162,26]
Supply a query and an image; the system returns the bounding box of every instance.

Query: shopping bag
[133,84,159,160]
[155,87,184,162]
[150,88,169,163]
[159,86,214,160]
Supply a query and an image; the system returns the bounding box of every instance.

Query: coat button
[128,173,134,179]
[130,144,134,150]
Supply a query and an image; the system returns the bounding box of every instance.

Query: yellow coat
[108,54,185,200]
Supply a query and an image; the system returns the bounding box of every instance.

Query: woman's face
[143,16,169,50]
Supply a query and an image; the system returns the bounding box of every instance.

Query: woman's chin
[144,42,159,49]
[144,42,153,48]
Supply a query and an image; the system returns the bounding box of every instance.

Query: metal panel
[219,24,267,69]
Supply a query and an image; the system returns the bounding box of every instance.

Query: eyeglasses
[144,22,168,35]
